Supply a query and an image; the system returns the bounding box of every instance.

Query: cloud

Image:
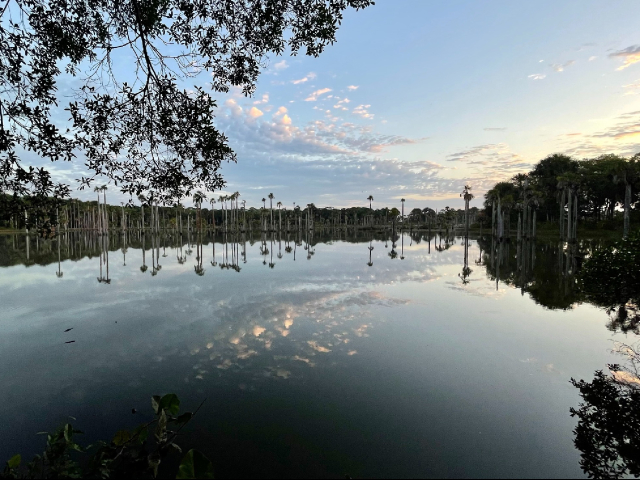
[353,104,373,119]
[590,110,640,141]
[292,72,317,84]
[333,97,350,109]
[446,143,533,183]
[280,114,292,125]
[589,56,597,62]
[554,110,640,158]
[274,60,288,71]
[609,45,640,70]
[273,106,288,117]
[224,98,243,117]
[483,127,507,131]
[248,107,264,118]
[347,85,359,91]
[623,80,640,95]
[305,88,332,101]
[253,94,269,105]
[528,74,546,80]
[550,60,575,72]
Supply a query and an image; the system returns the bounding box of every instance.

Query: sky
[41,0,640,210]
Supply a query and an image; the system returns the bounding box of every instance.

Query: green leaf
[152,395,162,415]
[159,394,180,415]
[155,409,167,443]
[112,430,131,446]
[7,454,21,469]
[133,424,149,445]
[64,424,73,442]
[176,449,214,479]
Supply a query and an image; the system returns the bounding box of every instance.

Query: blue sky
[47,0,640,210]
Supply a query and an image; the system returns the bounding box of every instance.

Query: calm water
[0,231,628,478]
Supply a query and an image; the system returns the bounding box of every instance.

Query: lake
[0,230,627,478]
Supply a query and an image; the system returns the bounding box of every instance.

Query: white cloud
[292,72,317,84]
[347,85,359,91]
[333,98,351,109]
[305,88,332,101]
[609,45,640,71]
[273,106,288,117]
[274,60,288,71]
[253,94,269,105]
[248,107,264,118]
[224,98,243,117]
[528,74,546,80]
[353,104,374,119]
[550,60,575,72]
[589,56,597,62]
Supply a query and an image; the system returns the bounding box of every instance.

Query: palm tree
[614,156,639,239]
[210,198,216,231]
[268,193,274,231]
[262,198,266,231]
[242,200,246,230]
[368,195,374,210]
[460,185,474,238]
[94,186,102,233]
[277,201,282,231]
[218,195,226,231]
[101,185,108,233]
[234,192,241,231]
[193,191,205,231]
[401,198,405,225]
[138,194,147,232]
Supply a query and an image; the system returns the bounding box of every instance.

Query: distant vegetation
[483,153,639,238]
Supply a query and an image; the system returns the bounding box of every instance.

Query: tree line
[483,153,639,239]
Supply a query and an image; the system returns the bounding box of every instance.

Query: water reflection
[571,341,640,479]
[0,230,630,477]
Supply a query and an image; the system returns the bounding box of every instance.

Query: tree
[268,193,274,231]
[614,156,639,238]
[192,191,205,231]
[277,201,282,231]
[0,0,374,215]
[570,343,640,479]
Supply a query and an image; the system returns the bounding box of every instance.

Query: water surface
[0,231,627,478]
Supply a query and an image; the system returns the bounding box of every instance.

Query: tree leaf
[176,449,214,479]
[64,424,73,442]
[112,430,131,446]
[155,409,167,443]
[133,424,149,445]
[159,393,180,415]
[151,395,162,415]
[7,454,21,469]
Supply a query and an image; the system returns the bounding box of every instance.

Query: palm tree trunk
[566,189,573,241]
[559,189,565,240]
[624,183,632,239]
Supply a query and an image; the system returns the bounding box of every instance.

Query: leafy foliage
[580,230,640,332]
[570,371,640,479]
[1,393,212,479]
[0,0,374,214]
[571,343,640,479]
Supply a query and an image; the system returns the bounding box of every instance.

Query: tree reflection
[571,342,640,479]
[581,231,640,335]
